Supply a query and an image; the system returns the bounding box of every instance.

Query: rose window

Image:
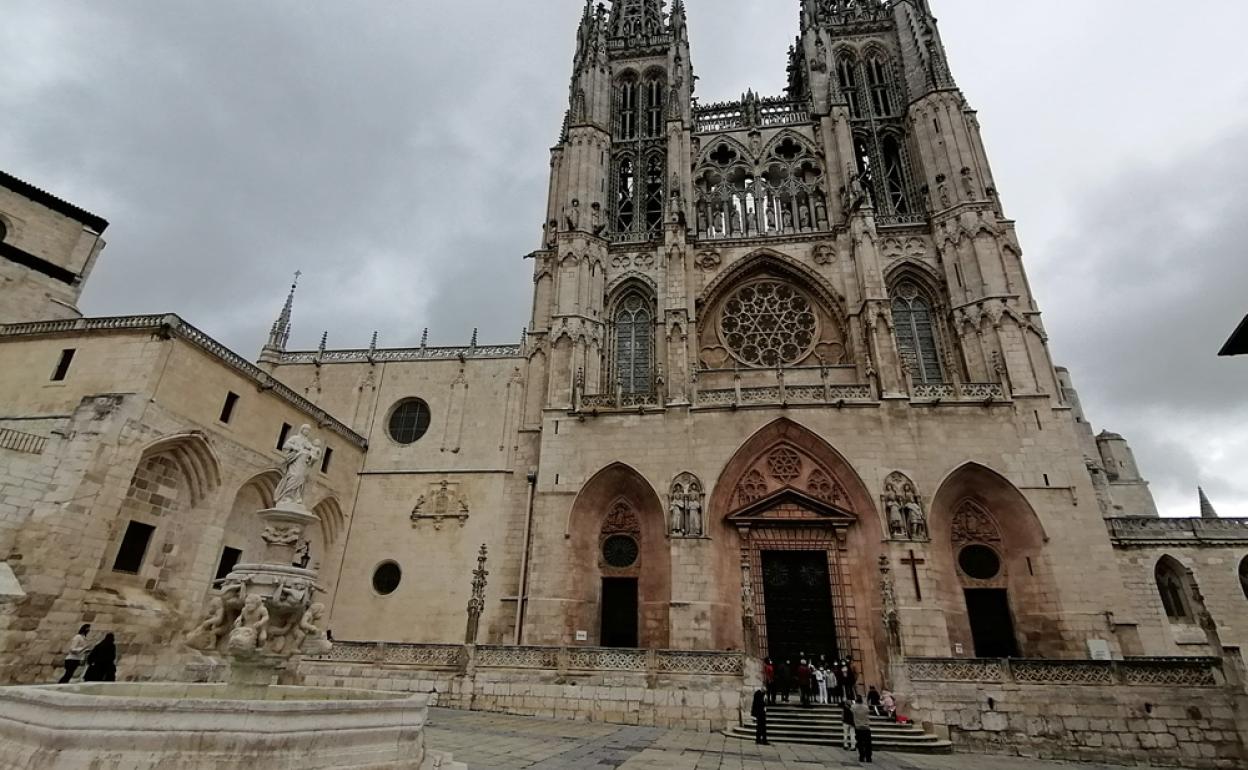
[719,281,818,367]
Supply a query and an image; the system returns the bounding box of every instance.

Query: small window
[277,423,292,450]
[1238,557,1247,601]
[219,392,240,424]
[113,521,156,574]
[1155,556,1193,621]
[51,349,76,382]
[214,546,242,582]
[387,399,431,444]
[320,446,334,474]
[372,562,402,595]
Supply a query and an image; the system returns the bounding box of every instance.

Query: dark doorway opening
[965,588,1019,658]
[762,550,838,664]
[600,577,639,648]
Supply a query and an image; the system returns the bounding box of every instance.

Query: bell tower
[526,0,694,418]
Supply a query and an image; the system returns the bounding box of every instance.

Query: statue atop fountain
[186,423,331,684]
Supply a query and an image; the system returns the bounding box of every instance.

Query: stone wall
[905,657,1248,768]
[296,642,748,731]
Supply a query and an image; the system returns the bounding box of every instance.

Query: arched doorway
[930,463,1058,658]
[711,419,884,682]
[566,463,670,649]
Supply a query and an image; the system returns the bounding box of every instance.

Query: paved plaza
[425,709,1126,770]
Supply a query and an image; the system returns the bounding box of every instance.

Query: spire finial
[1199,487,1219,519]
[264,271,301,353]
[318,331,328,356]
[470,328,479,349]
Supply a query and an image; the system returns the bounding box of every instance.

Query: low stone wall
[905,657,1247,768]
[299,642,749,731]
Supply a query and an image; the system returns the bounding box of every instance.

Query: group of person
[57,624,118,684]
[752,656,901,764]
[761,655,856,707]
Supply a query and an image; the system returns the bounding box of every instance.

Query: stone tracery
[719,281,818,368]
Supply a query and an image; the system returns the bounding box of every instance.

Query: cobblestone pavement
[425,709,1124,770]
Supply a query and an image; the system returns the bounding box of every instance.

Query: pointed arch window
[613,292,653,395]
[644,154,665,236]
[836,56,861,119]
[881,134,911,214]
[891,283,943,384]
[1239,557,1248,601]
[866,55,895,118]
[1155,557,1193,621]
[616,74,639,141]
[644,74,666,138]
[614,156,636,232]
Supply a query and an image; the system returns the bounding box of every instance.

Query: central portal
[761,550,838,664]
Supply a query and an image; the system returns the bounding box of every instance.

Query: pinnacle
[1198,487,1219,519]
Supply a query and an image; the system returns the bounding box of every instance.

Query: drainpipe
[513,470,538,645]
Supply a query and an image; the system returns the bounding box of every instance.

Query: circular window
[602,535,639,568]
[959,545,1002,580]
[719,280,818,367]
[372,562,402,595]
[387,399,431,444]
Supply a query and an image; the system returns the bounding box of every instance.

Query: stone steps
[724,704,953,754]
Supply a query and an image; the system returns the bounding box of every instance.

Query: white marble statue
[273,424,323,507]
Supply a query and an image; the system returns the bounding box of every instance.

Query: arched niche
[565,463,670,649]
[929,462,1060,658]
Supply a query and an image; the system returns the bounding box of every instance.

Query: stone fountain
[0,425,464,770]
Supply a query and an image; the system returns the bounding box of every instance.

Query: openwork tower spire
[609,0,667,41]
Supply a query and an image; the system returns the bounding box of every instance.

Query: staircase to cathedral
[724,703,953,754]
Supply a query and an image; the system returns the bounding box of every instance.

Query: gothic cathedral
[2,2,1246,756]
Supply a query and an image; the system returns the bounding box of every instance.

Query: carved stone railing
[875,213,928,228]
[696,383,873,408]
[1107,517,1248,546]
[579,392,662,411]
[0,427,46,455]
[278,345,522,365]
[309,642,745,678]
[0,314,368,448]
[907,657,1222,688]
[693,96,812,133]
[910,381,1006,403]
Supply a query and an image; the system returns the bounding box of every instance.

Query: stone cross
[901,549,926,602]
[465,544,488,645]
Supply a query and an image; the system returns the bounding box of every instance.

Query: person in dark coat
[777,660,791,703]
[797,659,812,707]
[841,659,858,702]
[763,658,776,704]
[751,689,769,745]
[83,633,117,683]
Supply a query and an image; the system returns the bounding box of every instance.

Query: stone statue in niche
[799,202,812,230]
[697,207,708,234]
[544,219,559,249]
[669,472,705,538]
[274,424,322,508]
[883,471,925,541]
[781,205,794,231]
[563,198,581,232]
[904,490,929,541]
[591,202,606,235]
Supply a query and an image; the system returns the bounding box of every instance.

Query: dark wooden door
[761,550,838,664]
[965,588,1020,658]
[600,578,639,648]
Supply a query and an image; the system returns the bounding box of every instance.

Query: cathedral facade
[2,1,1247,760]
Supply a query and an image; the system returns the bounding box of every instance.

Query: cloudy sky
[2,0,1246,518]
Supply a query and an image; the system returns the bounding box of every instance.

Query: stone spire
[609,0,667,41]
[259,271,299,368]
[1199,487,1220,519]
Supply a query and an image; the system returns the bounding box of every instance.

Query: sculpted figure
[563,198,581,232]
[670,496,685,535]
[781,206,794,230]
[229,593,270,652]
[292,603,328,654]
[274,424,322,507]
[904,491,928,541]
[799,203,812,229]
[186,596,228,651]
[685,495,703,537]
[293,540,311,569]
[591,202,606,235]
[886,498,909,539]
[219,579,246,612]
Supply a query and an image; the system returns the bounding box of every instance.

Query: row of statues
[883,472,929,541]
[669,472,705,537]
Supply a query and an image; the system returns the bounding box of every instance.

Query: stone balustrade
[0,427,45,455]
[910,381,1006,403]
[1107,516,1248,546]
[313,642,745,678]
[579,392,662,411]
[906,656,1223,687]
[696,383,873,408]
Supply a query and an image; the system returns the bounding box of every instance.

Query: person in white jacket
[58,624,91,684]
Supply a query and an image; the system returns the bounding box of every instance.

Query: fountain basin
[0,683,464,769]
